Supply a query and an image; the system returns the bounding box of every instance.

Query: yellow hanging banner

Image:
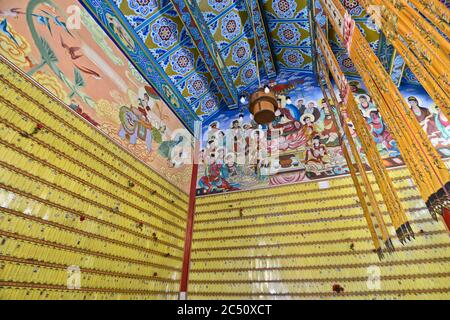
[359,0,450,119]
[317,68,388,257]
[408,0,450,36]
[315,24,414,242]
[318,0,449,220]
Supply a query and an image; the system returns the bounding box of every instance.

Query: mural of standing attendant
[407,96,439,138]
[319,99,339,147]
[118,87,154,151]
[305,135,328,164]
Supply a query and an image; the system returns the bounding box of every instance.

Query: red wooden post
[443,207,450,232]
[179,132,200,299]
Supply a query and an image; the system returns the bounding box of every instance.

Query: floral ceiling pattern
[262,0,314,73]
[79,0,426,130]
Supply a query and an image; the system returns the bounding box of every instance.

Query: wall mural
[196,77,450,195]
[0,0,193,193]
[399,84,449,156]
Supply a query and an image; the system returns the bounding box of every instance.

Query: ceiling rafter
[195,0,282,122]
[196,1,260,92]
[170,0,239,106]
[244,0,277,79]
[239,1,265,90]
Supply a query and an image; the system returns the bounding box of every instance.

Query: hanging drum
[249,88,278,125]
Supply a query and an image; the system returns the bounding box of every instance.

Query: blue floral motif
[221,11,241,40]
[272,0,297,19]
[232,40,250,64]
[127,0,158,17]
[208,0,232,12]
[277,23,300,45]
[201,94,218,113]
[150,17,178,48]
[337,52,356,73]
[171,48,195,74]
[342,0,363,16]
[282,49,304,68]
[241,63,257,84]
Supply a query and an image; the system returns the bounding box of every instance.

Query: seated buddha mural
[196,77,450,195]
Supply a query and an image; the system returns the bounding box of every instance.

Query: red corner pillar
[179,127,200,300]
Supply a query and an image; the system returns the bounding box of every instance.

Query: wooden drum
[249,88,278,124]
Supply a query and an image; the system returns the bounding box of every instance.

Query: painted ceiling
[79,0,428,132]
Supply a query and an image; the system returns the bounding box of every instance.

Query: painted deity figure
[367,110,400,156]
[198,153,238,193]
[407,96,440,138]
[356,94,399,156]
[305,135,328,164]
[299,101,320,121]
[243,123,253,156]
[206,121,219,144]
[257,158,271,181]
[247,129,262,169]
[300,113,318,140]
[432,106,450,141]
[204,122,222,157]
[225,153,238,177]
[272,106,302,135]
[230,119,243,154]
[118,87,154,151]
[357,94,377,119]
[319,98,339,147]
[296,98,306,111]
